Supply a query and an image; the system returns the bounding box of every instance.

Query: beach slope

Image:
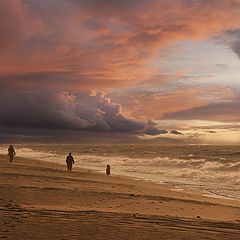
[0,155,239,240]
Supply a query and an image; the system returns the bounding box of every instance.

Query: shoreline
[1,154,240,208]
[1,149,240,203]
[0,154,240,239]
[1,143,239,202]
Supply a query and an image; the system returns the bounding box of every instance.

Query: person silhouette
[66,153,74,171]
[106,165,111,176]
[8,145,16,162]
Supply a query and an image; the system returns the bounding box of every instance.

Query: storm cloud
[0,88,165,135]
[0,0,240,141]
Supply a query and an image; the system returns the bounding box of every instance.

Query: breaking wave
[0,144,239,199]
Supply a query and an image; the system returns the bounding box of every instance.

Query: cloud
[0,71,124,90]
[170,130,183,135]
[0,0,23,50]
[164,101,240,122]
[144,121,168,135]
[232,40,240,58]
[110,85,235,121]
[0,88,165,135]
[1,0,240,138]
[208,130,216,134]
[1,0,240,90]
[224,29,240,59]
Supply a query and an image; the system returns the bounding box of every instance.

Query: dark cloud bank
[0,89,175,138]
[223,29,240,59]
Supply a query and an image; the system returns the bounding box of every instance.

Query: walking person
[106,164,111,176]
[66,153,74,172]
[8,145,16,162]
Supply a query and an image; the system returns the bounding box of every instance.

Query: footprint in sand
[24,212,31,215]
[15,209,25,212]
[15,220,23,223]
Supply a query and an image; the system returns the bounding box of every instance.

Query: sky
[1,0,240,144]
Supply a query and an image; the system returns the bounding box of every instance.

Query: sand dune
[0,155,239,240]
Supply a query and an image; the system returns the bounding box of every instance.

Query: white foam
[0,144,239,200]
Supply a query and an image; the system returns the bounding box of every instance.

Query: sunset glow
[1,0,240,144]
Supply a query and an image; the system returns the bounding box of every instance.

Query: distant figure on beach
[106,164,111,176]
[66,153,74,171]
[8,145,16,162]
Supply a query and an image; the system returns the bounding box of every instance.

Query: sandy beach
[0,154,239,240]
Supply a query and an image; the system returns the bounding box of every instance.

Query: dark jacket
[66,155,74,164]
[8,146,16,156]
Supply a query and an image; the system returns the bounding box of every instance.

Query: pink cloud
[111,85,237,121]
[0,0,240,134]
[1,0,240,90]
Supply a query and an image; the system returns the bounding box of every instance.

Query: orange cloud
[1,0,240,91]
[112,85,237,121]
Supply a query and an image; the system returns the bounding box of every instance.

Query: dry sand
[0,154,239,240]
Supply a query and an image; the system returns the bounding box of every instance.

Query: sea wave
[0,144,239,199]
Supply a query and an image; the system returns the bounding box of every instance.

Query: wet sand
[0,154,239,239]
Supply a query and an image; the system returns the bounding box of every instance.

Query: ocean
[0,144,239,200]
